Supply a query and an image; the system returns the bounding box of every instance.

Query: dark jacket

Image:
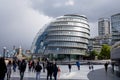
[53,64,58,76]
[19,60,26,72]
[46,62,53,74]
[0,58,7,79]
[35,64,42,72]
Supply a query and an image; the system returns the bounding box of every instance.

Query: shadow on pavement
[9,77,80,80]
[87,67,120,80]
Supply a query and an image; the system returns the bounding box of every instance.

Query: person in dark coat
[53,63,58,80]
[35,61,42,80]
[111,62,115,73]
[0,57,7,80]
[68,63,72,72]
[104,62,109,73]
[46,62,53,80]
[13,60,17,72]
[19,59,27,80]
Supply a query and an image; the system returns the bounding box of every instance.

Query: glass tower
[31,14,90,60]
[111,13,120,44]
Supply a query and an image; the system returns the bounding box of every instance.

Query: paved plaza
[7,65,120,80]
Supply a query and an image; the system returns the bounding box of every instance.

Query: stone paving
[5,65,120,80]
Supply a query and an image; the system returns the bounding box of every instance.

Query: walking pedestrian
[53,63,58,80]
[111,62,115,73]
[76,61,80,70]
[35,61,42,80]
[91,64,94,71]
[6,60,12,80]
[13,60,17,72]
[88,62,91,70]
[19,59,27,80]
[32,60,35,72]
[28,60,32,72]
[42,61,46,72]
[104,62,108,73]
[0,57,7,80]
[57,66,61,80]
[68,63,72,72]
[46,62,53,80]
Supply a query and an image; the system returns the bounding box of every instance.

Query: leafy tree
[89,50,98,60]
[98,44,111,59]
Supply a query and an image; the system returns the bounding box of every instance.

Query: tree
[98,44,111,59]
[89,50,98,60]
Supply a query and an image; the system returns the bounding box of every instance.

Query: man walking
[104,62,109,73]
[46,62,53,80]
[19,59,27,80]
[35,61,42,80]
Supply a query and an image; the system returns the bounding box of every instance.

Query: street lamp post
[3,47,6,58]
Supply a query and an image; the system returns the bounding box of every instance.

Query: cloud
[65,0,75,6]
[53,3,62,8]
[0,0,53,53]
[1,0,120,53]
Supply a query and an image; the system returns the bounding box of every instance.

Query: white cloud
[65,0,75,6]
[0,0,53,52]
[53,3,62,8]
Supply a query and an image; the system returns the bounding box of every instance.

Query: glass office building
[111,41,120,77]
[111,13,120,45]
[31,14,90,60]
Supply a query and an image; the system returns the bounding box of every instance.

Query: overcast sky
[0,0,120,54]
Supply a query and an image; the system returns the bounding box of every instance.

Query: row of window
[50,22,89,29]
[58,16,87,21]
[47,42,87,48]
[112,37,120,40]
[56,18,88,24]
[46,26,89,33]
[46,36,88,43]
[45,47,86,54]
[46,39,88,44]
[111,15,120,21]
[47,31,89,37]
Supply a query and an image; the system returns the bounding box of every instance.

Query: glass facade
[98,18,110,36]
[111,13,120,44]
[31,14,90,60]
[111,41,120,77]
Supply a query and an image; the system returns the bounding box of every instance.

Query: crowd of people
[0,57,61,80]
[0,57,113,80]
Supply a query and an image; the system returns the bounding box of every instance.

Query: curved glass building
[31,14,90,60]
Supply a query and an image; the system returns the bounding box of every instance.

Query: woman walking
[6,60,12,80]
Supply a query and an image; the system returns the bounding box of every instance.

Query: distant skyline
[0,0,120,53]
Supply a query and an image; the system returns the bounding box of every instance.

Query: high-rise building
[31,14,90,60]
[111,13,120,44]
[98,18,110,36]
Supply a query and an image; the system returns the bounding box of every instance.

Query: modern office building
[111,13,120,45]
[31,14,90,60]
[111,41,120,77]
[98,18,110,36]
